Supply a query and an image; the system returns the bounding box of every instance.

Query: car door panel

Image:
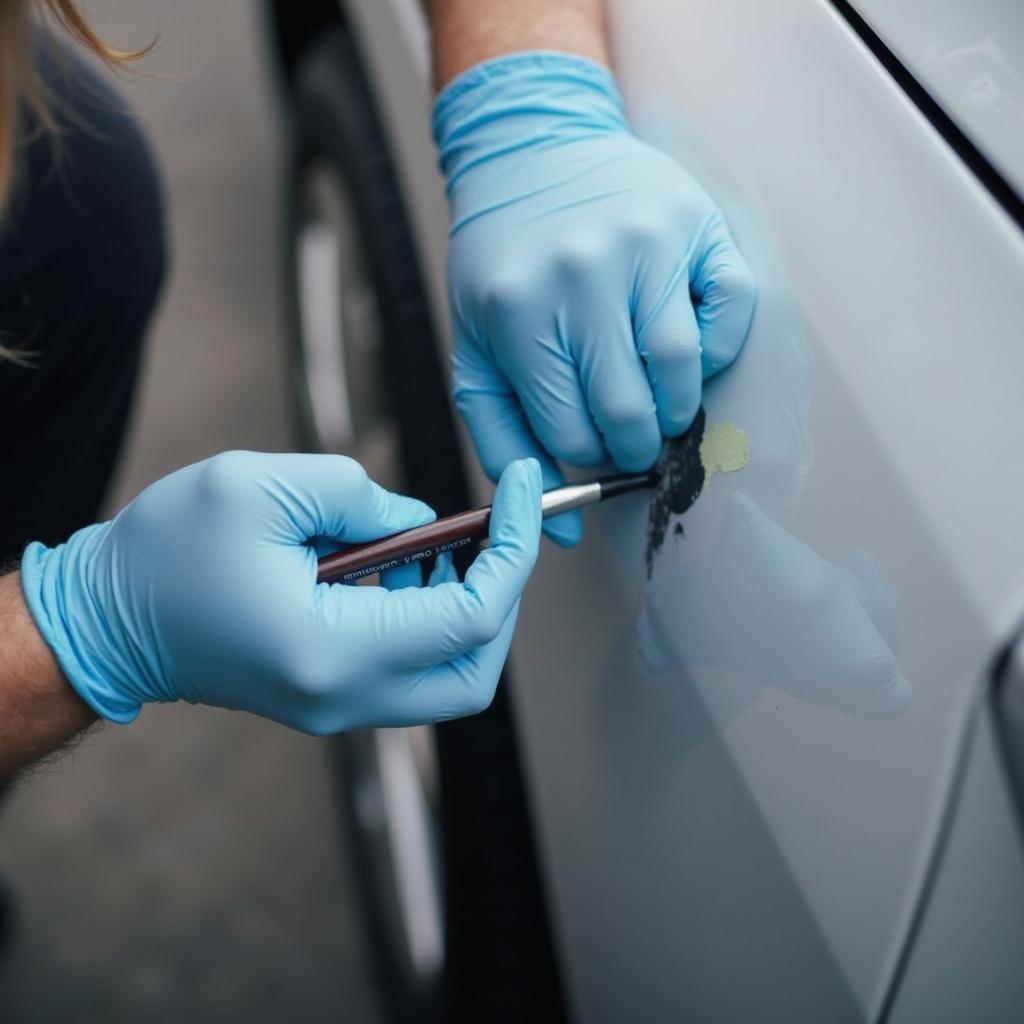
[341,0,1024,1019]
[509,1,1024,1020]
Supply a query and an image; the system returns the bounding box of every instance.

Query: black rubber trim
[829,0,1024,233]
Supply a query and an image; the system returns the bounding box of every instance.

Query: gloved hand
[434,52,756,545]
[20,452,542,733]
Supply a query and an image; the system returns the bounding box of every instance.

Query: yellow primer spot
[700,420,750,487]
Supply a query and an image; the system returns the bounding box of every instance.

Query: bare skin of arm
[0,570,96,778]
[424,0,610,91]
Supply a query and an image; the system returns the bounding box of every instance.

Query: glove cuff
[432,50,629,185]
[21,536,141,725]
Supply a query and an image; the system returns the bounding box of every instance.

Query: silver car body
[340,1,1024,1019]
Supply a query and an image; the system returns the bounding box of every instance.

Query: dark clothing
[0,34,166,562]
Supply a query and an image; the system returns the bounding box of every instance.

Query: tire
[283,28,568,1024]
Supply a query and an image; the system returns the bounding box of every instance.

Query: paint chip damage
[644,410,751,578]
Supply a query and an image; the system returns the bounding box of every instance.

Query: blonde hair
[0,1,151,363]
[0,0,152,208]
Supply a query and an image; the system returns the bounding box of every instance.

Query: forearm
[424,0,609,90]
[0,570,96,778]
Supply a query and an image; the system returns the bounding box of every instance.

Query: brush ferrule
[597,471,661,500]
[540,482,602,518]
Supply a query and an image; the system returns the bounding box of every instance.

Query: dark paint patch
[645,406,706,578]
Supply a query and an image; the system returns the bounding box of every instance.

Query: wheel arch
[262,0,348,91]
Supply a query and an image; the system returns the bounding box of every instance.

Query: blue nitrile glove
[20,453,542,733]
[434,52,756,546]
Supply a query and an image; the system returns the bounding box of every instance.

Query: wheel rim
[295,161,393,478]
[293,160,446,989]
[352,726,445,987]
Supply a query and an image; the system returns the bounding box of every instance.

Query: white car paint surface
[343,0,1024,1020]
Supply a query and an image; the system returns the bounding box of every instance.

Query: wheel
[282,27,567,1024]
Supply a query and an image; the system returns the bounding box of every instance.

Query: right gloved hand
[20,452,542,733]
[434,52,756,547]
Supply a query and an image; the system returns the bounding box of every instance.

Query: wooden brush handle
[316,506,492,584]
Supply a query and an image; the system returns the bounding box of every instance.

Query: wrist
[21,531,143,724]
[0,570,95,777]
[3,569,66,694]
[426,0,609,91]
[432,51,628,185]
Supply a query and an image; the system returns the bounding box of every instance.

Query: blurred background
[0,2,384,1020]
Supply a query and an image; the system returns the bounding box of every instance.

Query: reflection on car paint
[641,492,911,719]
[926,35,1024,117]
[612,120,912,723]
[635,285,910,719]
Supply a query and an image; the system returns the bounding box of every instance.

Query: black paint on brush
[645,406,706,578]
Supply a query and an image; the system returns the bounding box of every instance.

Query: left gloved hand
[434,52,756,545]
[20,452,542,733]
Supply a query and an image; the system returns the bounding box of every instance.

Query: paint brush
[316,470,661,584]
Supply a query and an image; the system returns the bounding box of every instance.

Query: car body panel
[341,0,1024,1019]
[887,703,1024,1023]
[853,0,1024,202]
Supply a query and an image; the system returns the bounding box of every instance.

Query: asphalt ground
[0,3,384,1020]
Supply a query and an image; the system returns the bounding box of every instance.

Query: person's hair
[0,0,151,363]
[0,0,151,208]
